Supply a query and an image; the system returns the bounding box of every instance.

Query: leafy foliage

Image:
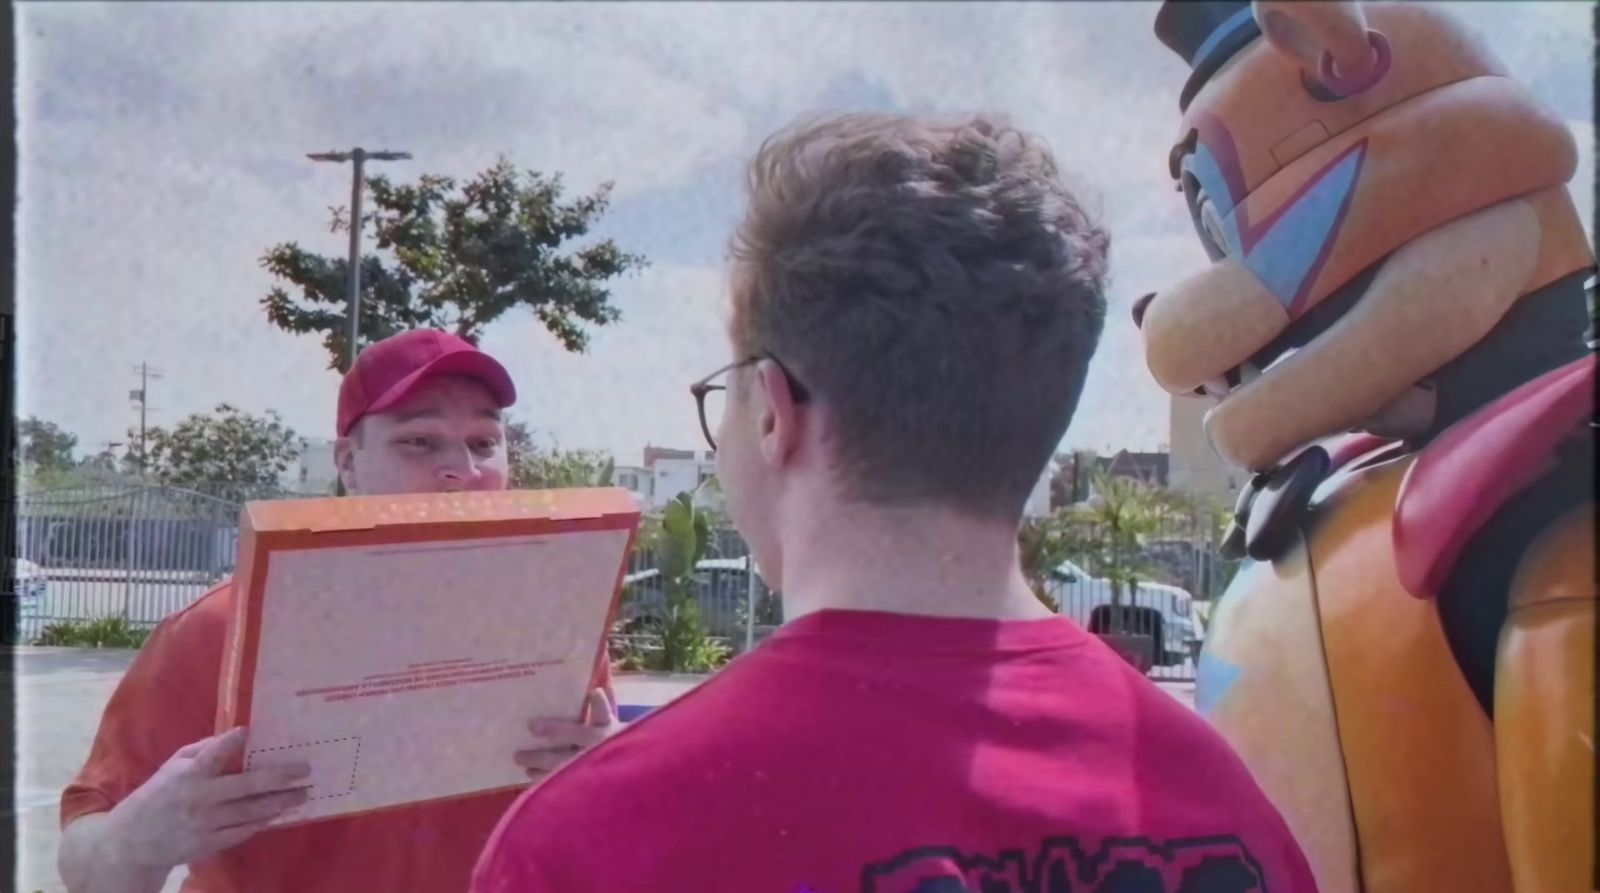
[18,459,132,495]
[654,493,727,672]
[123,404,300,495]
[1018,516,1068,611]
[1061,469,1187,605]
[657,492,711,584]
[34,615,150,649]
[608,494,730,674]
[689,475,731,527]
[504,418,615,490]
[18,417,78,470]
[1018,509,1112,612]
[81,448,122,473]
[516,449,614,490]
[736,588,783,629]
[260,156,648,370]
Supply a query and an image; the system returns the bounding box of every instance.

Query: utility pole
[123,360,159,616]
[307,148,412,373]
[130,363,162,477]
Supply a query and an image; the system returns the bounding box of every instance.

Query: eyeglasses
[689,353,811,451]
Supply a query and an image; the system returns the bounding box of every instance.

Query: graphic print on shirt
[857,835,1267,893]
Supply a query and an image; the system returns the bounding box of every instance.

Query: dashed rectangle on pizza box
[246,736,361,802]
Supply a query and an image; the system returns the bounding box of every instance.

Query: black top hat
[1155,0,1263,112]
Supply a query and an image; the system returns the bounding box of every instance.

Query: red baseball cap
[336,330,517,436]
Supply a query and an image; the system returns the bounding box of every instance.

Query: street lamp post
[307,148,412,372]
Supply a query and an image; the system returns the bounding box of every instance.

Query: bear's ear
[1253,1,1386,96]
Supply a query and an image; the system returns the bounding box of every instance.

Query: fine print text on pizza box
[215,487,641,826]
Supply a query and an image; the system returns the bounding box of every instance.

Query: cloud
[19,3,749,202]
[476,264,733,458]
[17,1,1591,465]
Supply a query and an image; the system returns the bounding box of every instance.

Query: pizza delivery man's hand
[108,727,311,867]
[514,688,623,778]
[61,727,311,893]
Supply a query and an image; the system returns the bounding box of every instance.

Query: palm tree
[1070,468,1183,632]
[1018,516,1065,611]
[1019,510,1104,612]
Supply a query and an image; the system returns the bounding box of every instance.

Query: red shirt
[62,580,614,893]
[473,609,1316,893]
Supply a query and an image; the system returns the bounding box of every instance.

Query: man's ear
[753,360,804,467]
[334,435,358,492]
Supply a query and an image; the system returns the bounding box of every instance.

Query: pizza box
[215,486,640,826]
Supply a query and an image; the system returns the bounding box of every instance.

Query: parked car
[13,559,48,605]
[618,557,766,640]
[1045,559,1197,666]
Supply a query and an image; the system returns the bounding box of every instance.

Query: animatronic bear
[1138,2,1595,892]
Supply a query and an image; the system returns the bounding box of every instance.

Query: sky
[16,1,1594,466]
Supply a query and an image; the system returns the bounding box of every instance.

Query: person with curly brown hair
[473,113,1316,893]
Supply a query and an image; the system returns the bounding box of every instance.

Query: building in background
[1071,449,1171,503]
[646,445,716,509]
[282,437,338,495]
[1166,395,1242,505]
[619,443,1055,517]
[614,445,718,510]
[1095,450,1170,486]
[614,463,651,504]
[1024,460,1054,518]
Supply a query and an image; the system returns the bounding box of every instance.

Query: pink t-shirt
[473,609,1316,893]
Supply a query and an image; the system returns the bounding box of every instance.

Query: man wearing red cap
[58,330,616,893]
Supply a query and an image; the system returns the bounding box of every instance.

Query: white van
[1045,559,1198,666]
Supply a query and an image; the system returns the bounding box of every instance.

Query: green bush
[606,493,736,675]
[652,494,732,673]
[33,616,150,649]
[659,598,732,671]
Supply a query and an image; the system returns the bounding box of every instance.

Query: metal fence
[13,482,1229,680]
[614,536,780,659]
[13,483,292,644]
[609,513,1228,680]
[1039,514,1232,682]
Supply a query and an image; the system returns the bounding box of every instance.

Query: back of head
[729,112,1109,521]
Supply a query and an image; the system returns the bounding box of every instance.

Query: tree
[1063,469,1186,629]
[505,418,537,465]
[82,448,121,472]
[503,419,614,490]
[261,156,648,371]
[18,417,78,470]
[1019,509,1108,613]
[652,493,728,672]
[126,404,299,495]
[512,448,614,490]
[1018,515,1070,612]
